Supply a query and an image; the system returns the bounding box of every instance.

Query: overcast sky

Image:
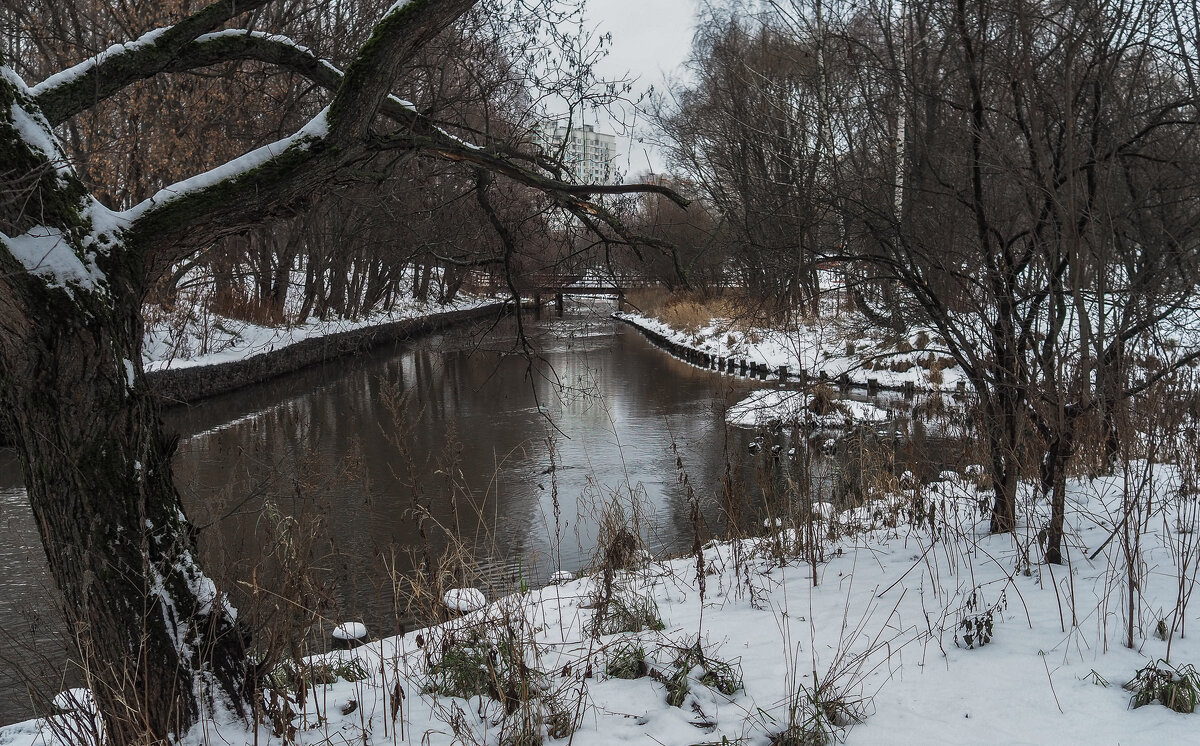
[576,0,703,178]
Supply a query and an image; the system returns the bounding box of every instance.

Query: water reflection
[0,300,967,724]
[167,303,765,646]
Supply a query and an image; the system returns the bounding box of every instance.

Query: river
[0,299,937,724]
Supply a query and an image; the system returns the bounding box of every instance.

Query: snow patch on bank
[614,310,967,393]
[727,389,890,429]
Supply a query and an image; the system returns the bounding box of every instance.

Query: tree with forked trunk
[0,1,685,741]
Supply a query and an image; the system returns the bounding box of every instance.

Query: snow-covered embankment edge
[146,299,512,405]
[612,310,969,394]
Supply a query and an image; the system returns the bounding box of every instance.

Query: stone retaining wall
[149,302,511,406]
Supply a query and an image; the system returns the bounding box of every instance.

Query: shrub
[266,657,368,693]
[928,359,945,385]
[955,588,1006,649]
[588,590,665,637]
[659,643,743,707]
[809,384,836,417]
[424,624,542,713]
[772,680,865,746]
[1125,660,1200,713]
[606,642,650,680]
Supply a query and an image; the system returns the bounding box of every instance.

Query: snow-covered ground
[142,294,499,372]
[726,389,890,430]
[613,309,968,394]
[5,464,1199,745]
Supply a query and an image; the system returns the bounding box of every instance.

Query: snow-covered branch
[31,0,276,126]
[19,0,690,286]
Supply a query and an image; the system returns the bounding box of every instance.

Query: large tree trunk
[2,283,251,742]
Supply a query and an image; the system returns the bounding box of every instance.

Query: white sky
[576,0,702,178]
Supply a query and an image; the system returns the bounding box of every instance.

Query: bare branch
[324,0,476,143]
[31,0,275,126]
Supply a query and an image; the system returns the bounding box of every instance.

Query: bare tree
[658,9,838,316]
[664,0,1200,551]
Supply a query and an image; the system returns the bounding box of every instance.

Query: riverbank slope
[2,462,1194,745]
[613,307,966,394]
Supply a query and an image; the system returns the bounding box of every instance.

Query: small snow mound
[550,570,575,584]
[52,688,96,713]
[443,588,486,613]
[332,622,367,642]
[728,389,889,429]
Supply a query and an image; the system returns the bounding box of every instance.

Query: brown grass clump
[661,298,714,333]
[624,290,750,334]
[623,288,671,316]
[928,359,945,385]
[809,383,837,416]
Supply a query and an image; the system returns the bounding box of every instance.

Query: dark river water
[0,300,947,724]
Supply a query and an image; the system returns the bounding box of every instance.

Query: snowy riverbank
[144,294,501,373]
[141,296,509,404]
[614,309,968,394]
[4,464,1198,744]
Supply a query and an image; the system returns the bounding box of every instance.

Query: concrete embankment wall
[613,313,929,397]
[149,302,511,407]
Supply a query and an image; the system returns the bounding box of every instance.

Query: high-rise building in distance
[534,122,617,184]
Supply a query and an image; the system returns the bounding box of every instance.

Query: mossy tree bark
[7,277,251,740]
[2,68,254,740]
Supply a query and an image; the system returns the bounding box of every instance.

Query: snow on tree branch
[30,0,276,126]
[124,106,331,224]
[14,0,688,287]
[29,27,172,99]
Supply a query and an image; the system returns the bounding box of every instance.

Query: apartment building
[534,122,618,184]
